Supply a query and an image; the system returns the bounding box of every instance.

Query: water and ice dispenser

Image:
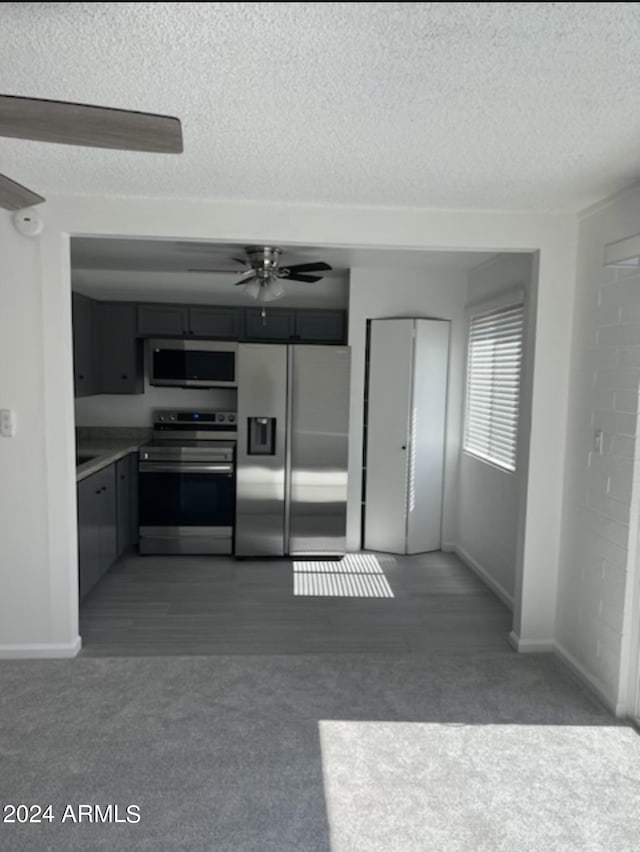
[247,417,276,455]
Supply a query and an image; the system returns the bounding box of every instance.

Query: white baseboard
[452,543,515,610]
[508,631,554,653]
[0,637,82,659]
[553,640,622,716]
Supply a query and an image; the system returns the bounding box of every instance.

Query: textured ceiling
[2,2,640,211]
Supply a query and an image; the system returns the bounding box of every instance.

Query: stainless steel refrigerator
[235,343,350,557]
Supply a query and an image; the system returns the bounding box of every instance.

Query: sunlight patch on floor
[293,553,394,598]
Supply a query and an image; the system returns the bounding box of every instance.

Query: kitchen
[73,237,525,656]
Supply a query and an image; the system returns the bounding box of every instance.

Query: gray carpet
[1,653,639,851]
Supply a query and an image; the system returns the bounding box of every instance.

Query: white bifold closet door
[364,318,449,554]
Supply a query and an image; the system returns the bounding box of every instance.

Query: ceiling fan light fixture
[244,275,286,302]
[260,279,286,302]
[244,279,261,300]
[226,245,331,304]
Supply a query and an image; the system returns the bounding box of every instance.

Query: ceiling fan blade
[285,273,322,283]
[233,257,248,264]
[282,261,332,274]
[0,172,45,210]
[234,273,257,286]
[0,95,182,153]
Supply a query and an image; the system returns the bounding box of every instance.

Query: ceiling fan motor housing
[245,245,283,279]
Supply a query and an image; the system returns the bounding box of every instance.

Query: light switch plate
[0,409,16,438]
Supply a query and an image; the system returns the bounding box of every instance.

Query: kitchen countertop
[76,440,145,482]
[76,428,150,482]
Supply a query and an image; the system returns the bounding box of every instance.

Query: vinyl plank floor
[80,550,514,657]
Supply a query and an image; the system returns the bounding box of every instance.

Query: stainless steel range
[138,409,237,555]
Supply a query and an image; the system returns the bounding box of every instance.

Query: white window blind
[463,303,524,472]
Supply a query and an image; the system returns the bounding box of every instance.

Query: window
[463,303,524,472]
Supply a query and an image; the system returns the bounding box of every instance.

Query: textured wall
[557,189,640,712]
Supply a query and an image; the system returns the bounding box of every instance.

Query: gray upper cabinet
[245,308,296,341]
[137,303,189,337]
[295,310,346,343]
[188,306,244,339]
[136,302,345,343]
[72,292,99,397]
[97,303,144,394]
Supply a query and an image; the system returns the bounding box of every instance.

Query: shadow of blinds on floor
[293,554,394,598]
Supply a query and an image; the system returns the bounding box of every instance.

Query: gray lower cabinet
[77,464,117,601]
[137,303,189,337]
[188,306,244,339]
[116,453,138,556]
[97,302,144,394]
[245,308,296,341]
[72,292,99,397]
[295,310,346,343]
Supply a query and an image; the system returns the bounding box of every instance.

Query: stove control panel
[152,409,237,430]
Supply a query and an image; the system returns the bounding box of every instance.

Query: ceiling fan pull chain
[261,307,267,324]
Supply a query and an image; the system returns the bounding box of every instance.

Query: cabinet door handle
[78,374,85,380]
[120,475,126,480]
[121,374,128,380]
[95,489,101,495]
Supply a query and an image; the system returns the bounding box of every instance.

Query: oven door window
[139,471,235,527]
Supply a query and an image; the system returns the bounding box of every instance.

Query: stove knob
[228,414,236,423]
[158,415,165,422]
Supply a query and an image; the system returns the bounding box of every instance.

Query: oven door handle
[138,462,234,475]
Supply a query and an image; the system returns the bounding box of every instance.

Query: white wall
[556,186,640,713]
[75,371,236,427]
[456,254,534,607]
[347,266,468,550]
[0,215,63,652]
[0,195,577,656]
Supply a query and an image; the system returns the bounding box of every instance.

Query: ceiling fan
[0,94,182,210]
[188,245,333,304]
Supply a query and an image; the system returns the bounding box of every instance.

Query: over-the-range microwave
[149,339,237,389]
